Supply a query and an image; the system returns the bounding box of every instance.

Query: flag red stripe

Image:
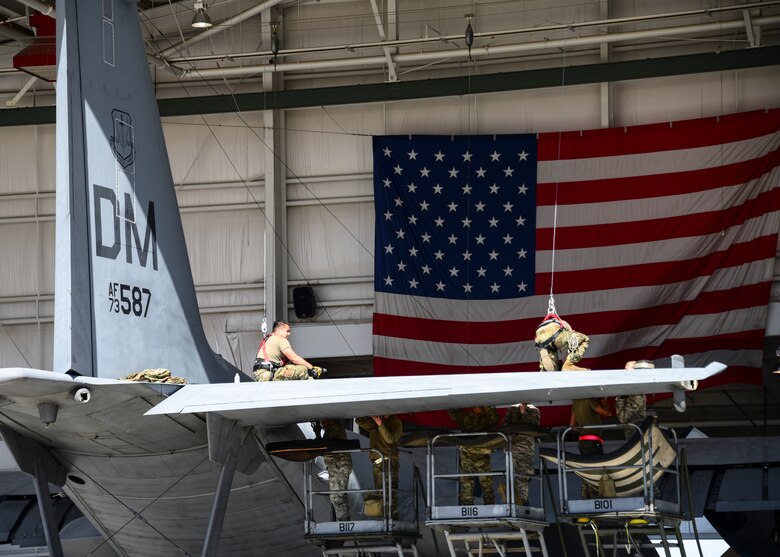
[537,235,776,294]
[537,189,780,251]
[577,283,771,334]
[373,356,538,376]
[537,109,780,161]
[537,148,780,206]
[582,330,765,370]
[374,352,763,386]
[373,282,769,345]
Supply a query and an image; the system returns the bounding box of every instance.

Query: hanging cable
[143,11,370,363]
[588,519,600,554]
[547,48,567,315]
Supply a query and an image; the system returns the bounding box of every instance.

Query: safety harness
[534,313,567,351]
[534,324,565,351]
[253,334,288,375]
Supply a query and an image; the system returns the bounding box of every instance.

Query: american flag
[373,109,780,403]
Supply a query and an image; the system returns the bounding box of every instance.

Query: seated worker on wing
[534,311,589,371]
[570,396,612,499]
[355,415,403,519]
[253,320,326,381]
[448,406,500,506]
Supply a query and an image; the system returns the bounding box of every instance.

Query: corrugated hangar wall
[0,4,779,376]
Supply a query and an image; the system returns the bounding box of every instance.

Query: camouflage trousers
[367,453,399,519]
[323,453,352,521]
[253,364,312,382]
[459,448,494,505]
[511,437,535,506]
[616,394,646,439]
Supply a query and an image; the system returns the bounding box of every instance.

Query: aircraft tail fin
[54,0,238,383]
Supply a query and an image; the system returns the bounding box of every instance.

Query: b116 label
[108,282,151,317]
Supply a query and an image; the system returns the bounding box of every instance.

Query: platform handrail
[546,419,682,515]
[303,446,420,533]
[427,430,546,512]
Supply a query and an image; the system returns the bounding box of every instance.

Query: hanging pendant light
[191,1,213,29]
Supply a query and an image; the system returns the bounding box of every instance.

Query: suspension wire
[143,12,368,361]
[162,0,269,351]
[548,47,567,317]
[141,10,491,369]
[0,325,31,367]
[465,15,474,371]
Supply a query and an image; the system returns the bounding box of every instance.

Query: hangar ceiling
[0,0,778,121]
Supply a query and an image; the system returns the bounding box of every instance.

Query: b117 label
[108,282,151,317]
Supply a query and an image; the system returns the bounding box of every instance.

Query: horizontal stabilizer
[145,363,725,427]
[0,367,174,396]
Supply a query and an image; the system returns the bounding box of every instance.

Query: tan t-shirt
[259,334,291,365]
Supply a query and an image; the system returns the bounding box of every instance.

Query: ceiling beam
[1,44,778,127]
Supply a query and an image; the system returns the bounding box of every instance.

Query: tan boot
[562,361,588,371]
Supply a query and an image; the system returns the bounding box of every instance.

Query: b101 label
[108,282,151,317]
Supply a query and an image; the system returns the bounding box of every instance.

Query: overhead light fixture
[191,1,212,29]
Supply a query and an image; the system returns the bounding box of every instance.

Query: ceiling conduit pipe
[165,0,780,65]
[159,0,286,58]
[179,14,780,80]
[15,0,53,16]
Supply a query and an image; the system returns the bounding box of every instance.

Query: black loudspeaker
[293,286,316,319]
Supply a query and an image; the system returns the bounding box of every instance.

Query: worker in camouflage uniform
[448,406,500,506]
[504,403,541,506]
[534,311,589,371]
[321,420,353,521]
[355,415,403,519]
[615,360,649,439]
[253,320,326,381]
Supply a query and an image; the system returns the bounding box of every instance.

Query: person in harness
[534,311,589,372]
[253,320,326,381]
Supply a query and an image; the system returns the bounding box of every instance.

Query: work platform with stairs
[302,446,421,557]
[424,430,550,556]
[540,419,701,557]
[273,415,705,557]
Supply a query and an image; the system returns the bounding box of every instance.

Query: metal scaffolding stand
[303,447,421,557]
[425,431,549,556]
[541,420,700,557]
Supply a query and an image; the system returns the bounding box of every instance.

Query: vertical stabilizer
[54,0,236,383]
